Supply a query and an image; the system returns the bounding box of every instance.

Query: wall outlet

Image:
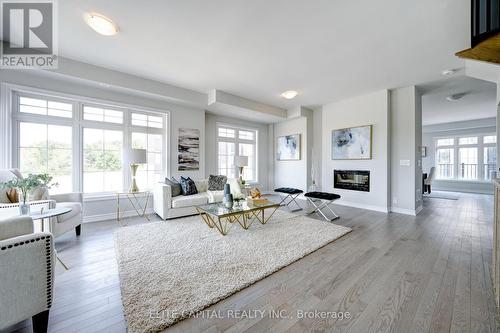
[392,197,398,204]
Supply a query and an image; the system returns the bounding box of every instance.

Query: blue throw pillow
[180,177,198,195]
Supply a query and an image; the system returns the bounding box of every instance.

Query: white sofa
[154,178,242,220]
[0,216,54,332]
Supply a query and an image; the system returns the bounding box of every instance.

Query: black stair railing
[472,0,500,47]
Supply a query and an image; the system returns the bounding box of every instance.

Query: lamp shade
[236,155,248,167]
[129,149,147,164]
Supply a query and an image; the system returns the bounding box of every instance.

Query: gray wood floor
[3,192,499,333]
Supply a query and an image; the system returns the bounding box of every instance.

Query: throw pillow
[180,177,198,196]
[165,177,182,197]
[30,186,50,201]
[208,175,227,191]
[6,188,18,203]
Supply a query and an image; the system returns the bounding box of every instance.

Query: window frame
[216,123,258,183]
[433,134,496,182]
[10,85,170,199]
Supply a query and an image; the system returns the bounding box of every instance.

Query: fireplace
[334,170,370,192]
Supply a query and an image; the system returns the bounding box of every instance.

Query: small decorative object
[277,134,300,160]
[0,174,57,215]
[332,125,372,160]
[421,146,427,158]
[178,128,200,171]
[224,183,231,196]
[249,187,262,199]
[128,148,147,193]
[233,193,245,208]
[235,156,248,184]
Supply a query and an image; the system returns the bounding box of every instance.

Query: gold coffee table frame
[195,201,280,236]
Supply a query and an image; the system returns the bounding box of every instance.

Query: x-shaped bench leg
[307,198,339,221]
[278,193,303,212]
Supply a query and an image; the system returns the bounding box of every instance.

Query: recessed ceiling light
[441,69,457,76]
[281,90,299,99]
[84,13,119,36]
[446,93,466,102]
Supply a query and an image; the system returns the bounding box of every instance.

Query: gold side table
[116,191,151,226]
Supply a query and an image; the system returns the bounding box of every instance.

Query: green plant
[0,173,57,204]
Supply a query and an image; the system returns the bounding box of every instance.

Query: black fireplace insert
[334,170,370,192]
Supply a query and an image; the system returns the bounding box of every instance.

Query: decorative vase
[224,194,233,208]
[18,192,30,215]
[224,183,231,195]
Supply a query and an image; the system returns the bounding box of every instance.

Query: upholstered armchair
[50,192,83,238]
[0,216,54,333]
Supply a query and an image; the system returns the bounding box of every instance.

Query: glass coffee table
[195,200,280,235]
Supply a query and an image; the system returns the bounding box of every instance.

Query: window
[131,132,163,188]
[83,106,123,124]
[217,125,257,182]
[13,90,168,196]
[83,128,123,193]
[19,96,72,118]
[434,134,496,181]
[19,122,72,194]
[436,148,454,179]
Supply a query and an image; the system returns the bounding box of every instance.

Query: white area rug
[114,210,352,333]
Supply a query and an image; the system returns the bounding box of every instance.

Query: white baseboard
[83,208,155,223]
[391,206,419,216]
[334,200,389,213]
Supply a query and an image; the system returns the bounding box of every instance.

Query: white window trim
[216,122,259,183]
[434,134,496,182]
[6,83,170,199]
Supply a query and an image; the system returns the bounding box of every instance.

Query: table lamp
[236,155,248,183]
[129,148,147,193]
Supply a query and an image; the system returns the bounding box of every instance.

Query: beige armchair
[0,216,54,333]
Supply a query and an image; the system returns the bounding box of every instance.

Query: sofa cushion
[194,179,208,193]
[171,193,208,208]
[208,175,227,191]
[165,177,182,197]
[227,178,243,196]
[207,190,224,203]
[180,177,198,195]
[56,202,82,223]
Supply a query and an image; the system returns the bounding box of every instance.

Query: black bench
[304,191,341,221]
[274,187,303,212]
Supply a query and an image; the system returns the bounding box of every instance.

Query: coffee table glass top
[197,200,279,218]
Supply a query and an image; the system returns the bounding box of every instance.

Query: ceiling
[420,75,497,126]
[58,0,470,109]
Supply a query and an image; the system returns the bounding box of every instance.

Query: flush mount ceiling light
[84,13,119,36]
[446,92,467,102]
[280,90,299,99]
[441,69,457,76]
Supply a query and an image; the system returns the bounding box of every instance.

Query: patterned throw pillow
[6,188,18,203]
[180,177,198,196]
[165,177,182,197]
[208,175,227,191]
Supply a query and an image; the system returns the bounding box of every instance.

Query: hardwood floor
[3,192,499,333]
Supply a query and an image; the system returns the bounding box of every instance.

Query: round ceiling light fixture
[441,69,457,76]
[280,90,299,99]
[84,13,119,36]
[446,92,467,102]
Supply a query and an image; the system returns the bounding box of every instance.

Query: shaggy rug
[114,210,352,333]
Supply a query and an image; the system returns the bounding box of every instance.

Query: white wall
[422,118,496,194]
[0,70,206,221]
[274,116,309,191]
[204,113,270,189]
[321,90,390,212]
